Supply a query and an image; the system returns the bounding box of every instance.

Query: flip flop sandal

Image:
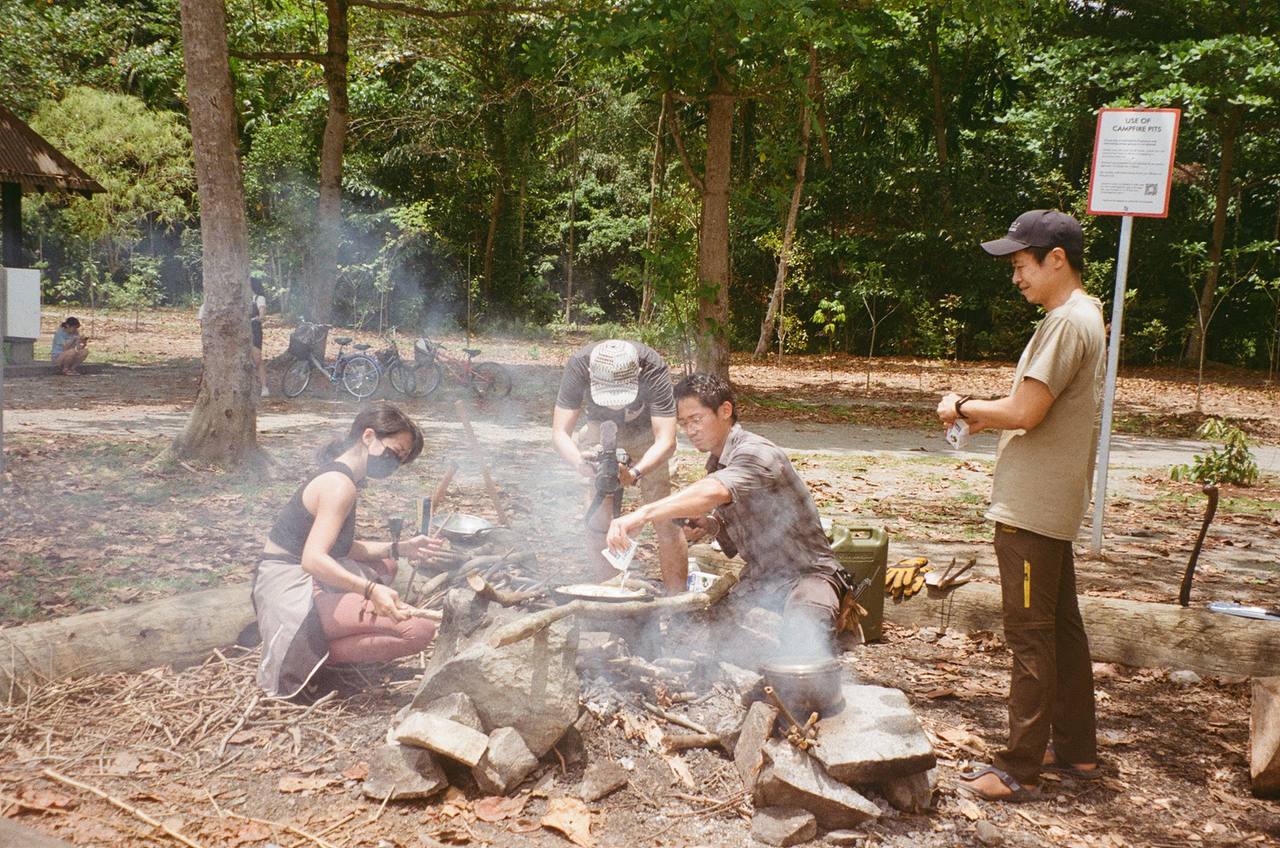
[956,765,1041,803]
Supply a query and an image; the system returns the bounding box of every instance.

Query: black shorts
[251,319,263,349]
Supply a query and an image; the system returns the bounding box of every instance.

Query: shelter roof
[0,102,104,195]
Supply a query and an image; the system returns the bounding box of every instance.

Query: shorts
[576,420,672,505]
[251,319,263,349]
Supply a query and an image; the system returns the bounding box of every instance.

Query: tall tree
[167,0,263,469]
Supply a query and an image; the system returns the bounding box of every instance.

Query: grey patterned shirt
[705,424,841,587]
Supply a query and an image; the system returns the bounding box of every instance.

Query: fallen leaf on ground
[541,797,594,847]
[509,817,542,833]
[957,798,984,820]
[15,788,75,811]
[474,795,526,822]
[277,775,335,793]
[104,751,142,775]
[342,762,369,781]
[230,821,273,845]
[933,724,987,756]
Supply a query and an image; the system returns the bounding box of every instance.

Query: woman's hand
[402,534,449,563]
[368,583,408,622]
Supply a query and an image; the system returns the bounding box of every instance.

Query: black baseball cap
[981,209,1083,257]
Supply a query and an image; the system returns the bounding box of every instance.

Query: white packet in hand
[946,419,970,449]
[602,539,639,573]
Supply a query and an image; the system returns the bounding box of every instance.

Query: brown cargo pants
[992,523,1097,785]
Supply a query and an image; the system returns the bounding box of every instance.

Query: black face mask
[366,442,401,479]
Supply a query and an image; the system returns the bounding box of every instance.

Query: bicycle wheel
[341,354,381,399]
[282,358,311,398]
[388,361,416,396]
[470,362,513,399]
[411,363,444,398]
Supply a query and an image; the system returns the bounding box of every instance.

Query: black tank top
[267,462,357,559]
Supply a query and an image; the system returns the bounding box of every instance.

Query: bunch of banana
[885,556,931,603]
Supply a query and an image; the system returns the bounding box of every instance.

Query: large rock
[735,700,780,788]
[755,740,880,829]
[751,806,817,846]
[811,684,936,784]
[362,743,448,800]
[395,713,490,767]
[473,727,539,795]
[412,614,580,757]
[421,692,484,733]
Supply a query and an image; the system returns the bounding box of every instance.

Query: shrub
[1171,418,1259,486]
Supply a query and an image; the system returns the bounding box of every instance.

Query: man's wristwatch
[631,467,644,486]
[954,395,973,420]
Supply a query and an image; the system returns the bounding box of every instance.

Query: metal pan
[554,583,650,603]
[761,656,844,716]
[431,513,495,542]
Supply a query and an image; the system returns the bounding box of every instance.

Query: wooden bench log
[0,583,253,702]
[1252,677,1280,798]
[884,581,1279,679]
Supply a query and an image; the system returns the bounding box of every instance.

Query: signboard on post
[1087,107,1180,555]
[1088,108,1180,217]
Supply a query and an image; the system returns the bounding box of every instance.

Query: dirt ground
[2,309,1279,847]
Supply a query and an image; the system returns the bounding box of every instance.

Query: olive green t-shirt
[986,289,1106,541]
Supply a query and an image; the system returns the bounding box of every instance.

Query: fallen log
[0,584,253,702]
[884,581,1280,678]
[466,574,546,606]
[1252,677,1280,798]
[488,573,738,648]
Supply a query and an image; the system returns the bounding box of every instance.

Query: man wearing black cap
[937,210,1105,802]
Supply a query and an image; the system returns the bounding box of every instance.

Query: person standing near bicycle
[552,339,688,593]
[254,403,444,698]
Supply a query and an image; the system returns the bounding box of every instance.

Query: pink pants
[311,590,436,665]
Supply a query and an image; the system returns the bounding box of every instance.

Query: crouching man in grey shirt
[606,373,845,653]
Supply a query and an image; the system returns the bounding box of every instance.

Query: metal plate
[554,583,650,602]
[1207,601,1280,622]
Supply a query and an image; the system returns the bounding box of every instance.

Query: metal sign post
[1086,107,1180,555]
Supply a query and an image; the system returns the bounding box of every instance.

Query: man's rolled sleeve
[708,452,777,504]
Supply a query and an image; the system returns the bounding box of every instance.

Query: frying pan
[553,583,650,603]
[431,513,496,542]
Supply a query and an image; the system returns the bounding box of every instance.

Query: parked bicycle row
[281,321,513,401]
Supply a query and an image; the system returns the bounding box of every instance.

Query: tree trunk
[170,0,263,469]
[926,11,951,219]
[483,178,503,305]
[0,584,255,702]
[564,111,577,322]
[1187,103,1244,366]
[306,0,349,324]
[884,581,1280,679]
[754,48,816,359]
[695,81,734,378]
[640,95,669,324]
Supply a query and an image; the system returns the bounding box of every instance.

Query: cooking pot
[761,656,844,716]
[431,513,496,542]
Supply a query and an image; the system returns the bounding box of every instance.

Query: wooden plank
[0,584,253,702]
[1252,677,1280,797]
[884,581,1280,679]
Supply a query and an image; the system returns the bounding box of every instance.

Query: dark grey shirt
[555,341,676,430]
[705,425,841,587]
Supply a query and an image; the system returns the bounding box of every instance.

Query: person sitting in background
[50,316,89,376]
[253,403,444,699]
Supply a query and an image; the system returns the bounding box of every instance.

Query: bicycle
[373,340,419,397]
[281,323,382,399]
[410,337,512,399]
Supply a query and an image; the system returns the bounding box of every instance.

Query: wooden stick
[42,768,206,848]
[222,811,340,848]
[466,573,546,606]
[662,732,723,752]
[454,399,508,524]
[643,701,710,735]
[432,462,457,513]
[488,573,736,648]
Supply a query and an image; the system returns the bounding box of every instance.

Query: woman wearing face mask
[253,402,443,698]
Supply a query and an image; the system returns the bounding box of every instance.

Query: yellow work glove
[885,557,931,604]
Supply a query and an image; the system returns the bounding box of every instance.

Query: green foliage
[1171,419,1260,486]
[106,256,164,330]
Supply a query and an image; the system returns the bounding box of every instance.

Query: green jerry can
[827,523,888,642]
